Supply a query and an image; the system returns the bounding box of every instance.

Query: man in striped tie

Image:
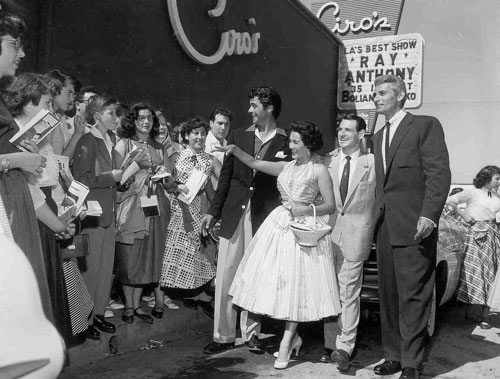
[323,114,376,372]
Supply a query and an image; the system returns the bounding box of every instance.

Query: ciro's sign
[167,0,261,65]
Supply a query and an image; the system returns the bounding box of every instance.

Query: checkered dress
[457,221,500,305]
[160,149,216,289]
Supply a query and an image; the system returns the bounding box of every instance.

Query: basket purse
[289,203,332,247]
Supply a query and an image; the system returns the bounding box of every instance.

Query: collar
[340,148,361,161]
[245,124,287,137]
[90,125,108,141]
[206,131,226,145]
[389,109,407,125]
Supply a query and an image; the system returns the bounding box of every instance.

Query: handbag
[59,233,90,259]
[141,179,160,217]
[289,203,331,247]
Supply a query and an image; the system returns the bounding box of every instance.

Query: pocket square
[275,151,286,159]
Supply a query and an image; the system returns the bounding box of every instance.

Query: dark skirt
[116,186,170,286]
[0,170,54,322]
[39,186,78,346]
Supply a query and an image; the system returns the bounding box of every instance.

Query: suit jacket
[208,125,291,239]
[73,132,117,228]
[372,113,451,246]
[328,152,376,261]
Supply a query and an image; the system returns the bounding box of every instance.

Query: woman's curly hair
[290,120,323,152]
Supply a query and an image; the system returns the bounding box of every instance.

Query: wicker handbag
[289,203,331,247]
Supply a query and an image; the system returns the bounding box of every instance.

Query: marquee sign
[338,33,424,110]
[167,0,261,65]
[311,0,405,40]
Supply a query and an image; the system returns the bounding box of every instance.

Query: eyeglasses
[137,115,153,122]
[2,37,23,52]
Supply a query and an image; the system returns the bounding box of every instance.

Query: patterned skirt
[457,222,500,305]
[160,195,216,289]
[61,258,93,335]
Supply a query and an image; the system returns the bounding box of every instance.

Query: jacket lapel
[262,129,287,161]
[96,139,112,167]
[241,128,256,155]
[344,153,369,208]
[386,113,413,175]
[329,154,341,208]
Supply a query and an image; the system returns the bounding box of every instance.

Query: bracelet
[0,158,9,173]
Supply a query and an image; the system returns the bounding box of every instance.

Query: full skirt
[229,205,340,322]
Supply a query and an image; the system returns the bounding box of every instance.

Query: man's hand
[200,214,215,237]
[19,138,40,154]
[111,169,123,182]
[73,114,87,137]
[414,217,435,241]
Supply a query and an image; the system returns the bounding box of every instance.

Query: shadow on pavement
[163,357,258,379]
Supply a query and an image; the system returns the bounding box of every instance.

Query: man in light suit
[371,75,451,379]
[322,114,376,372]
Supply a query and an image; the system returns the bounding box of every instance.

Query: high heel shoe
[273,335,302,369]
[273,335,302,358]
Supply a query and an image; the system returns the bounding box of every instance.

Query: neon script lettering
[167,0,261,65]
[316,1,391,36]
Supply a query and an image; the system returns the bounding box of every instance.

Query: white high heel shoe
[273,335,302,369]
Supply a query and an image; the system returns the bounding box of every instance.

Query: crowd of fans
[0,12,228,351]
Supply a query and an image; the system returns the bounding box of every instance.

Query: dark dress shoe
[374,360,402,375]
[197,300,214,319]
[400,367,420,379]
[333,349,350,372]
[245,334,265,354]
[121,307,134,324]
[203,341,235,354]
[85,325,100,340]
[151,306,164,319]
[319,348,333,363]
[183,299,198,310]
[134,307,154,324]
[93,315,116,334]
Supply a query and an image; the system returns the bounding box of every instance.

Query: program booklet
[9,109,60,147]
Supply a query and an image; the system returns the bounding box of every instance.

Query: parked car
[360,212,467,335]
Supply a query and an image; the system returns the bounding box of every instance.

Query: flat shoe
[333,349,350,372]
[480,321,492,329]
[320,348,333,363]
[93,314,116,334]
[374,360,402,375]
[151,306,164,319]
[122,307,134,324]
[134,307,153,324]
[164,298,180,310]
[85,325,100,340]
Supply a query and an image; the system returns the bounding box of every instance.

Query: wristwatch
[0,157,9,173]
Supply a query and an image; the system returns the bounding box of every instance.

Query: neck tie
[384,121,391,168]
[340,156,351,205]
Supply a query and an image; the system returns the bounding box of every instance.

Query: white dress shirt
[338,148,361,189]
[381,109,407,170]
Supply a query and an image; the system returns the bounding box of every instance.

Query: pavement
[59,301,500,379]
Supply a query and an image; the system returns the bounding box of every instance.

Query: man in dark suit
[201,86,291,354]
[371,75,451,379]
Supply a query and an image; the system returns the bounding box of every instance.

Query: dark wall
[15,0,340,151]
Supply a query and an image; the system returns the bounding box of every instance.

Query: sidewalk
[60,301,500,378]
[65,300,213,368]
